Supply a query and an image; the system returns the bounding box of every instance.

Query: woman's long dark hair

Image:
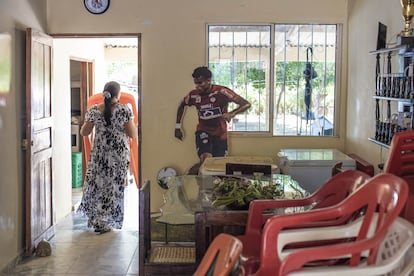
[102,81,121,125]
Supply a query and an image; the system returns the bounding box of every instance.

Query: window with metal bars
[207,24,340,136]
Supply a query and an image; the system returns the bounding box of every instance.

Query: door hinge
[22,139,28,150]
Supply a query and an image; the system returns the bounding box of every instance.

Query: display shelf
[369,45,410,55]
[368,137,390,149]
[373,96,413,102]
[369,45,414,148]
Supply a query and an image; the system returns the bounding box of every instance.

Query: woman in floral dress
[78,81,137,234]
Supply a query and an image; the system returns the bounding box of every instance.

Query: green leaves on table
[211,177,283,209]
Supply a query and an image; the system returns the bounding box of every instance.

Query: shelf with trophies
[368,0,414,148]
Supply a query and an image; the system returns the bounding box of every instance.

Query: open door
[25,28,55,255]
[70,59,93,183]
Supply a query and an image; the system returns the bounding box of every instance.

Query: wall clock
[84,0,110,15]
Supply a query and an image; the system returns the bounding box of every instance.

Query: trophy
[398,0,414,46]
[401,0,414,36]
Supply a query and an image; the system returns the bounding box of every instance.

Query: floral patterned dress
[77,104,132,230]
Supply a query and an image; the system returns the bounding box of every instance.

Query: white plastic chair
[286,217,414,276]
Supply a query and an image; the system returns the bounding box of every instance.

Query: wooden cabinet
[369,46,414,148]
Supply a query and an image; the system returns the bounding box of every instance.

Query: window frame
[206,23,343,138]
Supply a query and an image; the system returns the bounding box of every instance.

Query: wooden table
[157,174,307,263]
[194,210,248,262]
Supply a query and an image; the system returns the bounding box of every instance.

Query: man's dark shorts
[195,131,227,157]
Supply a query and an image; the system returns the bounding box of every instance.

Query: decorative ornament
[401,0,414,36]
[103,91,111,99]
[157,167,177,190]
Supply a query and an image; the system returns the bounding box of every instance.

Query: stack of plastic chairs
[383,130,414,224]
[83,92,139,188]
[241,173,410,275]
[238,170,370,259]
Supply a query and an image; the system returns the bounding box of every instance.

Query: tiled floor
[8,183,139,276]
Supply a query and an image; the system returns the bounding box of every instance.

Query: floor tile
[9,183,139,276]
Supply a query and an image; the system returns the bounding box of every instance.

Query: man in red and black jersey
[175,66,251,174]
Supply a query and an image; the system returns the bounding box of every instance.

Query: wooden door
[80,61,93,178]
[25,28,55,255]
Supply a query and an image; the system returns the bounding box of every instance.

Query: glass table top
[156,174,307,225]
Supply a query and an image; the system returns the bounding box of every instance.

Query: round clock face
[84,0,110,14]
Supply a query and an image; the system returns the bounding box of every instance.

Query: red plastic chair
[243,173,408,276]
[237,170,370,259]
[193,233,244,276]
[83,92,140,188]
[383,130,414,224]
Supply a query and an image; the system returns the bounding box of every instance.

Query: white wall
[347,0,402,169]
[52,38,107,223]
[0,0,47,271]
[47,0,350,211]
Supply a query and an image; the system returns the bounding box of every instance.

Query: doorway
[69,58,92,210]
[53,34,141,231]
